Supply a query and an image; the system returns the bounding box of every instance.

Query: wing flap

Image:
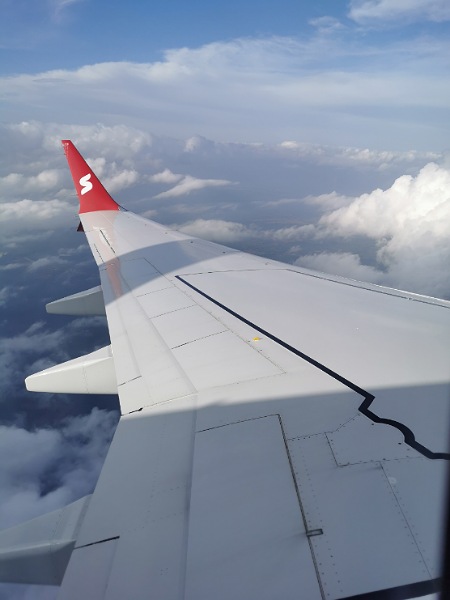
[185,416,323,600]
[291,434,432,597]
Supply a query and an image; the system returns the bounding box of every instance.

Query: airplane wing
[1,140,449,599]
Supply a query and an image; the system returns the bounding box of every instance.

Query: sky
[1,0,450,597]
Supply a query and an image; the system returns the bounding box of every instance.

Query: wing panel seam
[175,275,450,461]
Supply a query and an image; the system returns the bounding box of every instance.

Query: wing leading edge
[2,140,449,599]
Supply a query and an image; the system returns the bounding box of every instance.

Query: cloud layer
[1,32,449,151]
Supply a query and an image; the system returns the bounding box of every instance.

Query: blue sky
[1,2,450,597]
[3,0,343,73]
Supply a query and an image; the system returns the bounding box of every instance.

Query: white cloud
[319,163,450,239]
[0,285,22,307]
[26,256,68,272]
[309,162,450,297]
[0,262,26,271]
[154,175,233,199]
[176,219,256,244]
[0,170,63,197]
[348,0,450,23]
[295,252,384,283]
[83,157,139,193]
[0,408,118,529]
[104,168,139,193]
[0,323,67,397]
[0,199,72,223]
[265,192,353,211]
[0,319,107,404]
[272,224,317,240]
[149,169,183,184]
[1,34,449,150]
[309,16,343,31]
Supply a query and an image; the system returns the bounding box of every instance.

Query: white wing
[1,140,448,599]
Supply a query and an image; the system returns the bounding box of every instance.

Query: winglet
[61,140,120,214]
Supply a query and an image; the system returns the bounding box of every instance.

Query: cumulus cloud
[0,170,64,198]
[0,199,72,227]
[308,163,450,297]
[296,252,384,283]
[348,0,450,24]
[3,122,150,166]
[319,163,450,239]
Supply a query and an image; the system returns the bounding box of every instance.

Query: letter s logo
[79,174,93,195]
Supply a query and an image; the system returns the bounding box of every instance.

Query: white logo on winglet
[79,174,93,195]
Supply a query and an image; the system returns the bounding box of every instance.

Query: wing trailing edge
[0,495,91,585]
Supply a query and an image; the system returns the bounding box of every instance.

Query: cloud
[26,256,69,272]
[1,33,450,150]
[0,285,23,307]
[103,168,139,193]
[0,408,118,530]
[265,192,353,211]
[271,224,317,240]
[0,262,26,271]
[153,175,234,199]
[308,162,450,297]
[51,0,83,21]
[348,0,450,24]
[0,170,64,197]
[309,16,343,31]
[295,252,384,283]
[0,199,73,236]
[149,169,183,184]
[176,219,256,244]
[0,322,67,402]
[0,318,109,410]
[319,163,450,239]
[0,199,71,222]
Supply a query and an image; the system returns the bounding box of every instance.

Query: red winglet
[61,140,120,214]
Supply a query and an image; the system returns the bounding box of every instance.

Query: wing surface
[8,141,450,599]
